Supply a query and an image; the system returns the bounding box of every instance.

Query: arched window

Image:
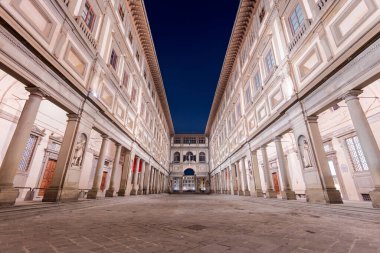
[184,152,196,162]
[199,152,206,163]
[173,152,180,163]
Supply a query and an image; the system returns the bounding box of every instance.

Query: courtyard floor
[0,194,379,253]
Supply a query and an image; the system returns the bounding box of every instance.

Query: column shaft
[106,143,122,197]
[131,157,140,195]
[261,145,277,198]
[117,150,131,196]
[251,150,264,197]
[241,158,250,196]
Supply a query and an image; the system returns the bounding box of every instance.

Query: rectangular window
[198,137,206,144]
[81,1,96,31]
[109,49,118,70]
[19,134,38,171]
[122,71,129,88]
[259,7,266,23]
[128,31,133,43]
[136,51,140,62]
[244,84,252,105]
[131,87,137,103]
[236,102,242,119]
[345,136,369,172]
[118,4,125,21]
[289,4,304,34]
[265,50,275,73]
[174,137,181,144]
[254,72,262,91]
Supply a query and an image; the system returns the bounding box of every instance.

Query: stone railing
[288,19,312,52]
[316,0,329,11]
[75,17,97,50]
[61,0,70,7]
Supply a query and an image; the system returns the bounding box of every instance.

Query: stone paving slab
[0,195,379,253]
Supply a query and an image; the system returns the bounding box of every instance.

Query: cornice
[205,0,257,135]
[127,0,174,134]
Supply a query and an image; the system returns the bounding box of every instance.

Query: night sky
[144,0,240,133]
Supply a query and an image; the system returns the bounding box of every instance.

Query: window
[265,50,275,73]
[244,84,252,105]
[236,102,242,119]
[254,72,262,91]
[144,71,147,80]
[174,137,181,144]
[131,86,137,103]
[128,31,133,43]
[19,134,38,171]
[136,51,140,62]
[199,152,206,163]
[345,136,369,172]
[198,137,206,144]
[81,1,96,31]
[289,4,304,34]
[109,49,118,70]
[122,71,129,88]
[184,137,196,144]
[183,152,196,162]
[259,7,266,23]
[173,152,180,163]
[118,3,125,21]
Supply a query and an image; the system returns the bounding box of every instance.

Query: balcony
[316,0,329,12]
[288,19,312,52]
[75,17,97,50]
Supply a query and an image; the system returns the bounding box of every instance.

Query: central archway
[184,168,195,175]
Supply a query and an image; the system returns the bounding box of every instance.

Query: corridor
[0,195,379,253]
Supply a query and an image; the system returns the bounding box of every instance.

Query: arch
[183,151,196,162]
[173,152,180,163]
[184,168,195,175]
[199,152,206,162]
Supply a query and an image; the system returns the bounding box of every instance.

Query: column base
[0,187,18,206]
[251,190,264,197]
[238,190,245,196]
[105,189,115,197]
[369,188,380,208]
[266,190,277,198]
[244,190,251,196]
[234,190,238,195]
[324,188,343,204]
[87,189,103,199]
[130,189,138,195]
[306,188,328,204]
[137,190,143,195]
[117,189,126,196]
[43,187,79,202]
[281,190,297,200]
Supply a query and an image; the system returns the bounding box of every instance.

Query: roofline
[128,0,175,134]
[204,0,257,135]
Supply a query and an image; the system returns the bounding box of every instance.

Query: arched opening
[184,168,195,175]
[183,152,196,162]
[173,152,180,163]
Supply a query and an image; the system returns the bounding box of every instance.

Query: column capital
[67,113,80,121]
[274,136,282,142]
[100,134,109,139]
[25,87,46,98]
[342,90,363,102]
[250,149,258,155]
[260,144,267,149]
[115,143,121,147]
[306,116,319,123]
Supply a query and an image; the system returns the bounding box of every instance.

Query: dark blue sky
[144,0,240,133]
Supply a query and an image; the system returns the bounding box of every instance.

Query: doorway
[272,172,280,193]
[38,159,57,196]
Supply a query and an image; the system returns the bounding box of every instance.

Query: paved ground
[0,195,379,253]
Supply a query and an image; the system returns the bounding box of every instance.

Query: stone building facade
[169,135,210,193]
[0,0,172,206]
[207,0,380,207]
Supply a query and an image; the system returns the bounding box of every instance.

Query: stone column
[117,149,132,196]
[0,87,44,206]
[179,175,183,193]
[149,167,154,194]
[130,157,140,195]
[144,164,151,194]
[274,137,296,200]
[236,162,244,196]
[42,113,80,202]
[106,143,122,197]
[307,116,343,204]
[138,161,146,195]
[261,145,277,198]
[231,166,238,195]
[240,158,251,196]
[250,150,264,197]
[344,90,380,207]
[87,134,109,199]
[228,167,234,195]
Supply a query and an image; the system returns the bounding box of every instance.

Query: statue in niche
[248,160,253,177]
[299,136,312,168]
[72,133,87,166]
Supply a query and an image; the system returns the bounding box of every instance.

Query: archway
[183,168,195,191]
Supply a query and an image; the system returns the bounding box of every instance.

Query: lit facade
[0,0,172,205]
[207,0,380,207]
